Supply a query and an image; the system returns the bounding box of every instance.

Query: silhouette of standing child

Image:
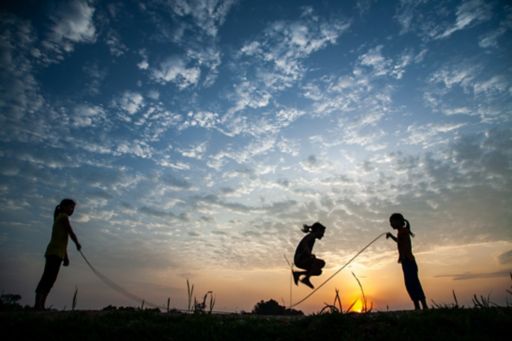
[292,222,326,289]
[35,199,82,310]
[386,213,428,310]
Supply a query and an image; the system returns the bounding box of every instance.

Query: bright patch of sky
[1,0,511,311]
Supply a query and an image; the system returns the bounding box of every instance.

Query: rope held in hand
[289,232,387,309]
[79,250,165,309]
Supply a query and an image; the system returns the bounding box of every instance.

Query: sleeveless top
[45,212,70,259]
[397,227,414,263]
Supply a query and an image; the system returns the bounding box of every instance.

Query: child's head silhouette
[302,222,326,239]
[389,213,414,237]
[389,213,405,229]
[54,198,76,219]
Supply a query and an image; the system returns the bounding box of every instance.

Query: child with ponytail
[292,222,326,289]
[35,199,82,310]
[386,213,428,310]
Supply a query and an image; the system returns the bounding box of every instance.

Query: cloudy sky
[1,0,511,313]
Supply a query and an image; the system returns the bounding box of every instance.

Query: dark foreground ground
[2,307,510,340]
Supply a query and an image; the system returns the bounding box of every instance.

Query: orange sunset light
[348,298,363,313]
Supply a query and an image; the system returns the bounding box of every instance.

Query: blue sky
[1,0,511,312]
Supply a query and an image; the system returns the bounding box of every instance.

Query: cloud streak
[436,271,511,281]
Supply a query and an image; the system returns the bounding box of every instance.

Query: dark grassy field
[2,307,510,340]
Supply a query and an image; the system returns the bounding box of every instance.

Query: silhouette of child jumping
[292,222,326,289]
[35,199,82,310]
[386,213,428,310]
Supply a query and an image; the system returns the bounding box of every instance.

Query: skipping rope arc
[289,232,387,309]
[80,232,387,311]
[79,250,166,310]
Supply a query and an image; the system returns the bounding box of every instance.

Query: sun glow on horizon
[349,298,363,313]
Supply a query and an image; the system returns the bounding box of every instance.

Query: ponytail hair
[54,198,76,220]
[302,222,326,234]
[389,213,414,237]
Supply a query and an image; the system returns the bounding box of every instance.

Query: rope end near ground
[79,250,166,310]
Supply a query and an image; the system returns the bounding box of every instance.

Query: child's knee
[310,268,322,276]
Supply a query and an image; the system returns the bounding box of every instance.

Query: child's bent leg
[309,258,325,276]
[292,271,307,285]
[300,276,315,289]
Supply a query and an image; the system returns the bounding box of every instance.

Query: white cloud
[239,41,260,55]
[395,0,494,42]
[391,51,417,79]
[394,0,429,35]
[276,137,300,157]
[137,49,149,70]
[425,62,511,122]
[359,45,392,77]
[116,140,152,158]
[220,106,306,138]
[178,142,208,160]
[138,60,149,70]
[207,136,277,169]
[105,30,127,57]
[299,154,335,174]
[236,10,350,94]
[358,46,423,79]
[45,0,96,55]
[144,2,229,89]
[169,0,237,37]
[152,57,201,89]
[442,107,472,116]
[222,12,352,136]
[72,104,105,127]
[479,28,507,48]
[227,81,272,115]
[275,108,306,126]
[82,62,106,96]
[404,123,466,148]
[394,3,412,34]
[473,75,508,95]
[181,111,220,130]
[186,47,222,87]
[158,159,191,170]
[147,90,160,100]
[137,107,183,142]
[0,16,44,119]
[429,66,475,90]
[436,0,492,40]
[118,91,144,115]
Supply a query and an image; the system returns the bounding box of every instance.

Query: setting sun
[348,298,363,313]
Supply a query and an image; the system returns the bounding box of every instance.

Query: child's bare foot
[300,277,314,289]
[292,271,301,286]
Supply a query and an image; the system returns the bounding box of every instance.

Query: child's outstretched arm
[64,216,82,251]
[386,232,397,243]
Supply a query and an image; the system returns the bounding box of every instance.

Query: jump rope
[79,232,387,311]
[79,250,166,310]
[288,232,386,308]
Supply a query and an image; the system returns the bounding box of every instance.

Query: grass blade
[72,286,78,311]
